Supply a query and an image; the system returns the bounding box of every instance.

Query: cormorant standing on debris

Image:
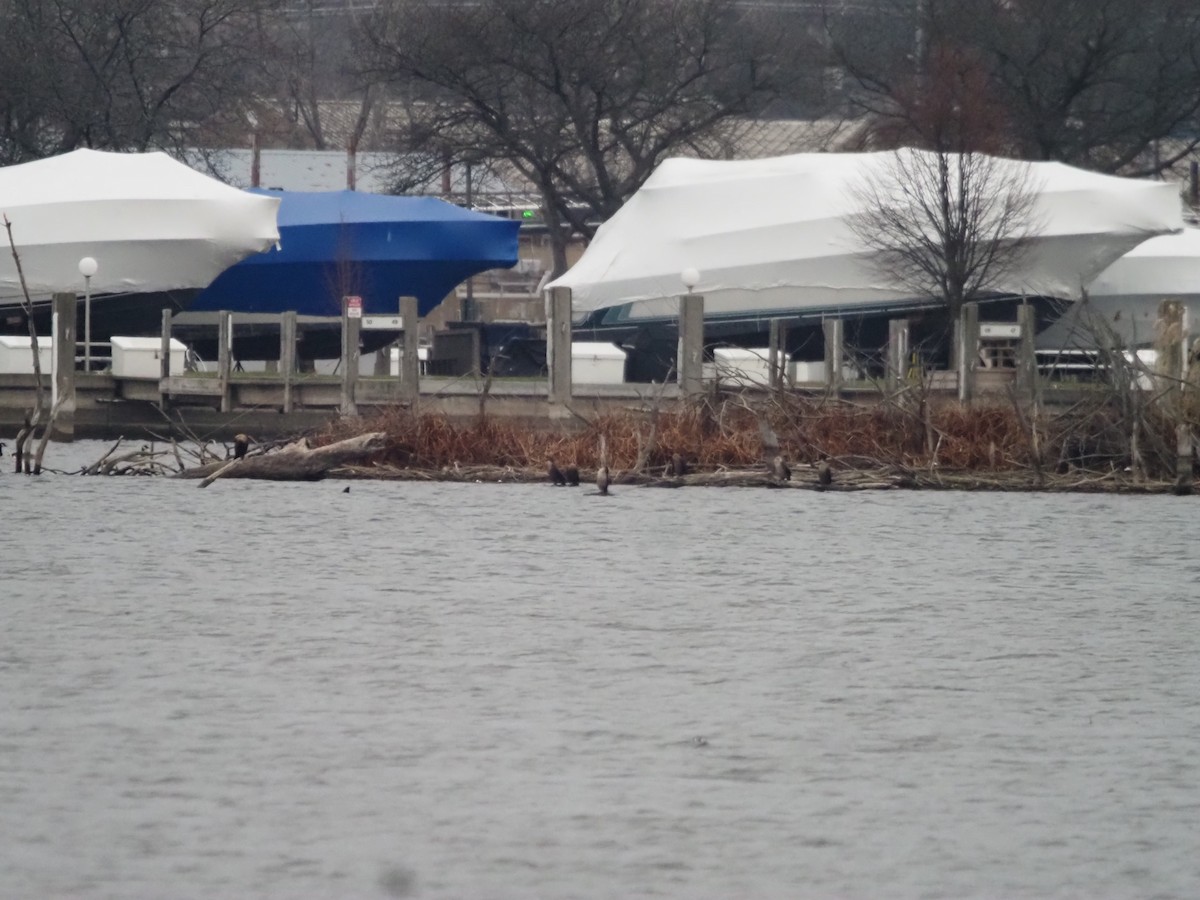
[547,459,567,485]
[668,453,688,477]
[233,433,249,460]
[772,455,791,481]
[597,465,611,495]
[817,453,832,487]
[564,465,580,486]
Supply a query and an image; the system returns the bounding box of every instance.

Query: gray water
[2,442,1199,899]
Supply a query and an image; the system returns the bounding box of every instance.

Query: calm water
[2,442,1199,899]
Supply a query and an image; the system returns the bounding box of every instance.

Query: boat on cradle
[176,189,521,360]
[1037,226,1200,351]
[551,150,1183,332]
[0,149,281,342]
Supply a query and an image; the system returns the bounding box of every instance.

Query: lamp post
[680,267,700,295]
[78,257,98,371]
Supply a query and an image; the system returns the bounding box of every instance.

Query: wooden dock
[3,291,1180,442]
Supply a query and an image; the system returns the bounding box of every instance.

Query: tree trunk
[177,432,388,485]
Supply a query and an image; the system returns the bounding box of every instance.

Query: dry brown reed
[312,398,1058,475]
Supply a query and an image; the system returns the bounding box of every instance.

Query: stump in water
[176,432,388,486]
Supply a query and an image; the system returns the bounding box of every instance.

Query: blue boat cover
[191,189,520,317]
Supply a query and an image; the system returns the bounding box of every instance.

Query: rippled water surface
[2,442,1199,899]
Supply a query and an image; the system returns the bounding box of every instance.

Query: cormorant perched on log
[665,452,688,477]
[597,465,611,495]
[233,433,249,460]
[817,453,833,487]
[564,465,580,486]
[547,459,567,485]
[771,455,791,481]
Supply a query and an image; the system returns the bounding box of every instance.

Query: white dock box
[387,346,430,377]
[0,335,53,374]
[789,360,861,384]
[572,341,626,384]
[706,347,773,387]
[110,336,186,378]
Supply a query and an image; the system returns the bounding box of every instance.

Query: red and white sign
[345,295,363,318]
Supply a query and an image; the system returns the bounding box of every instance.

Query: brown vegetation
[310,393,1197,493]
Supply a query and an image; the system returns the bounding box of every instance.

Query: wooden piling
[886,318,910,392]
[1175,424,1194,495]
[768,318,789,390]
[958,302,980,405]
[159,308,172,409]
[823,318,844,393]
[547,286,573,405]
[678,292,705,396]
[281,311,296,414]
[1155,299,1186,404]
[341,296,361,416]
[217,311,232,413]
[51,292,76,440]
[1016,302,1038,405]
[400,295,420,410]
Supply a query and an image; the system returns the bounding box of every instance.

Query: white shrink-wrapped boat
[1037,227,1200,349]
[0,149,280,340]
[551,150,1183,328]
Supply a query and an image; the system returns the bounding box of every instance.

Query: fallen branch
[176,431,388,484]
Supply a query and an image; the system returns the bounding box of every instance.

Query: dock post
[281,311,296,413]
[547,286,573,405]
[51,292,76,440]
[341,295,361,416]
[1176,424,1194,495]
[768,318,789,390]
[958,302,980,405]
[1155,300,1187,404]
[159,308,172,410]
[823,317,844,393]
[217,311,232,413]
[1016,302,1038,406]
[400,295,420,411]
[678,292,705,396]
[886,318,910,392]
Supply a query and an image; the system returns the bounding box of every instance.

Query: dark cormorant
[669,453,688,477]
[547,459,567,485]
[564,465,580,486]
[771,455,791,481]
[817,453,832,487]
[0,441,6,456]
[597,465,611,495]
[233,433,249,460]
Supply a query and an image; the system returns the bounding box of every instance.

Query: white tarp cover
[1037,226,1200,348]
[0,149,280,301]
[549,149,1183,322]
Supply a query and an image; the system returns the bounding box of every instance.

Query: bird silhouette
[564,465,580,486]
[547,459,567,486]
[817,453,833,487]
[597,465,611,495]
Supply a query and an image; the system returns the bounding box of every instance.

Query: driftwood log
[176,432,388,486]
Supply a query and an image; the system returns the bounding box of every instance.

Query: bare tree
[823,0,1200,175]
[360,0,812,274]
[847,148,1042,325]
[0,0,282,163]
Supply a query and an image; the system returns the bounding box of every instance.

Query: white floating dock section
[111,335,186,378]
[572,341,627,384]
[0,335,53,374]
[705,347,772,387]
